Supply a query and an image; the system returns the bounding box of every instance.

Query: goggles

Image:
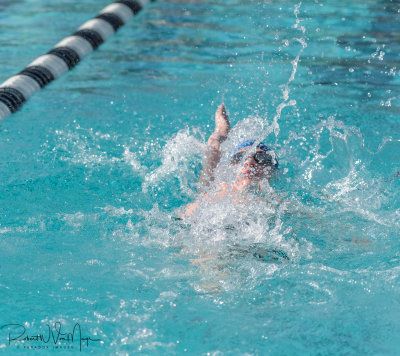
[231,151,275,166]
[231,140,278,168]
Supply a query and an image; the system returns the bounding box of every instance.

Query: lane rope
[0,0,154,120]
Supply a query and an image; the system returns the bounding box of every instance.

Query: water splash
[132,109,400,295]
[142,128,204,195]
[271,2,307,139]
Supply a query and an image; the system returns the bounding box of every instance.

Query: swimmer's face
[232,148,275,183]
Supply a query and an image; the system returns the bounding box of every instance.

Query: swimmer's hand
[214,104,230,139]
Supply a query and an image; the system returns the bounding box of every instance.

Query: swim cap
[235,140,256,152]
[234,140,279,168]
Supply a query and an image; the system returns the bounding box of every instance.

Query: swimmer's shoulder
[179,182,232,219]
[179,200,199,219]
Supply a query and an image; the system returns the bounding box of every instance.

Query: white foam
[142,128,205,193]
[52,128,120,167]
[123,146,145,174]
[99,205,134,216]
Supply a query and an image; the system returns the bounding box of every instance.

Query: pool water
[1,0,400,354]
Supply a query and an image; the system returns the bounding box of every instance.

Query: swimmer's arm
[199,104,230,189]
[179,200,199,219]
[179,188,226,219]
[198,133,224,188]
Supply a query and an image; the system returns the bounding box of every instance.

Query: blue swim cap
[234,140,279,168]
[235,140,256,151]
[235,140,271,153]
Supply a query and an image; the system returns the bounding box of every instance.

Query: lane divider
[0,0,154,120]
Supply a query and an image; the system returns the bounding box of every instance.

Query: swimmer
[182,104,279,218]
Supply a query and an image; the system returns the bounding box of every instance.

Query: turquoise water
[1,0,400,354]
